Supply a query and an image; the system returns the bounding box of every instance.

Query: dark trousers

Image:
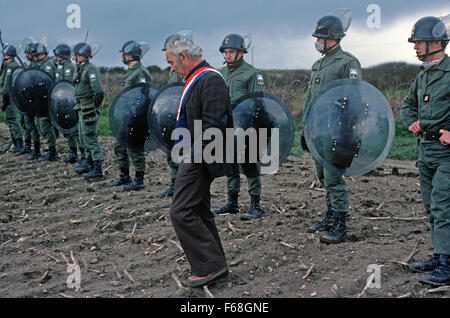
[170,163,227,277]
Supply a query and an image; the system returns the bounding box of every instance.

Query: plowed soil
[0,124,447,299]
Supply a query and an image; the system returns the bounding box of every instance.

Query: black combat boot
[241,195,262,220]
[123,171,145,191]
[109,168,132,187]
[75,158,92,175]
[1,140,14,153]
[28,141,41,160]
[409,254,440,273]
[419,254,450,287]
[64,147,78,164]
[83,160,103,179]
[308,209,335,233]
[39,146,59,162]
[214,191,240,215]
[158,178,176,198]
[16,138,31,156]
[11,139,23,154]
[320,212,347,244]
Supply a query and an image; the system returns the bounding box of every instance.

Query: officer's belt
[420,130,442,141]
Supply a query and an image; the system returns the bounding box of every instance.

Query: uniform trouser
[113,139,145,173]
[78,111,102,161]
[314,159,349,213]
[20,115,30,141]
[170,163,227,277]
[64,129,80,150]
[417,141,450,256]
[24,114,40,143]
[4,104,22,140]
[37,116,56,148]
[226,173,261,196]
[166,152,179,180]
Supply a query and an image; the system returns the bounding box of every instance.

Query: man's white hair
[168,35,202,62]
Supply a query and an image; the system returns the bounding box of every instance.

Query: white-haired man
[166,36,235,288]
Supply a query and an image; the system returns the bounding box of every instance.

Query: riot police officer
[72,42,105,179]
[302,12,362,244]
[0,45,24,153]
[109,40,152,191]
[53,44,83,164]
[401,16,450,287]
[31,42,59,162]
[158,33,182,198]
[214,33,265,220]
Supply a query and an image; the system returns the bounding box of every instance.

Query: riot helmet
[408,16,449,61]
[162,30,193,51]
[31,43,48,57]
[53,44,71,60]
[120,40,150,65]
[219,34,248,53]
[3,44,17,58]
[73,42,92,58]
[312,15,346,40]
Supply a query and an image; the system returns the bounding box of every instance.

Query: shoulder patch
[89,73,96,81]
[6,69,11,74]
[46,65,52,71]
[139,78,147,84]
[257,74,264,85]
[57,65,63,70]
[65,69,72,74]
[349,68,359,79]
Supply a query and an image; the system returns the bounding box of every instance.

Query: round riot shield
[148,82,184,154]
[48,80,78,134]
[9,68,54,117]
[109,84,159,152]
[8,67,25,114]
[304,79,395,176]
[232,92,295,176]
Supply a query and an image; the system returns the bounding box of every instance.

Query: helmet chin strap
[322,39,340,55]
[417,42,445,61]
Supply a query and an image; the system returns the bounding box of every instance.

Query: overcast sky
[1,0,449,70]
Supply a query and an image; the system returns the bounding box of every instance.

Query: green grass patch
[387,119,418,160]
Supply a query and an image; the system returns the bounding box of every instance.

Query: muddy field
[0,123,447,299]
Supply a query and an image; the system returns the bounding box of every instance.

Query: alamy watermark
[366,264,381,289]
[66,264,81,289]
[366,4,381,29]
[66,4,81,29]
[171,121,280,175]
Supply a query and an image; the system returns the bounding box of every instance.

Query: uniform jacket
[0,59,20,106]
[400,54,450,134]
[36,56,56,80]
[220,59,264,105]
[122,61,152,90]
[180,60,236,178]
[73,61,104,104]
[55,60,75,82]
[303,46,362,117]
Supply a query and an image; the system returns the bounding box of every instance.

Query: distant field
[2,62,420,160]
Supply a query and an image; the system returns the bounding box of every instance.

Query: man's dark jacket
[181,60,237,178]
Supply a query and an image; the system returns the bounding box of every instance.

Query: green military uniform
[0,59,23,143]
[35,56,57,150]
[400,54,450,256]
[55,59,83,152]
[73,61,104,162]
[303,46,362,215]
[23,60,41,157]
[220,59,265,196]
[113,61,151,173]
